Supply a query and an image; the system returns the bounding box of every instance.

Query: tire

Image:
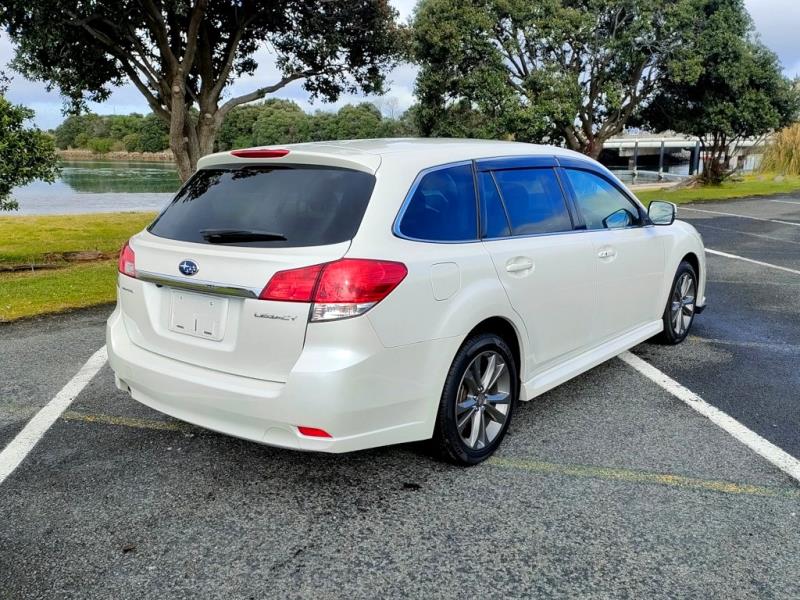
[656,260,698,345]
[432,333,518,465]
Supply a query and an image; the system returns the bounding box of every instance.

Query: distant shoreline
[57,149,175,163]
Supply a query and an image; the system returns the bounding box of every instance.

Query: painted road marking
[619,351,800,484]
[61,410,193,433]
[59,408,800,499]
[706,248,800,276]
[489,457,800,499]
[695,223,800,246]
[771,200,800,206]
[0,346,107,486]
[682,206,800,227]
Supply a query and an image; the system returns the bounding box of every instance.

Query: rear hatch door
[120,162,375,382]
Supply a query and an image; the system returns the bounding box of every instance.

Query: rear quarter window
[397,163,478,242]
[148,165,375,248]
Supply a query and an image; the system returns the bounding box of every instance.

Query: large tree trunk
[168,102,222,182]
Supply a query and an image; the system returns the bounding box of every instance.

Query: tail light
[260,258,407,322]
[118,241,136,278]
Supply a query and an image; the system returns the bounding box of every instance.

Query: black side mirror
[649,201,676,226]
[602,208,635,229]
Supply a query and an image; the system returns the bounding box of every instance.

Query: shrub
[86,137,113,153]
[760,123,800,176]
[122,133,142,152]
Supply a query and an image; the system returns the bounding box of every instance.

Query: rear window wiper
[200,229,288,243]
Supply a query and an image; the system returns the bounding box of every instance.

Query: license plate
[168,290,228,341]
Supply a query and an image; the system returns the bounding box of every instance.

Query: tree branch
[180,0,208,72]
[217,72,308,117]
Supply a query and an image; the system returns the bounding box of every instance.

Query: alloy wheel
[670,272,696,337]
[455,351,512,450]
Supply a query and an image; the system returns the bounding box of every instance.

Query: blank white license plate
[168,290,228,341]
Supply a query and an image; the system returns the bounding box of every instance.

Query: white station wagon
[108,139,706,464]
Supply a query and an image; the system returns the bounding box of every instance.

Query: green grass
[0,212,155,321]
[0,261,119,322]
[636,174,800,206]
[0,212,156,266]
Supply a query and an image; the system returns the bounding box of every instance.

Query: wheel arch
[682,251,700,280]
[464,316,522,379]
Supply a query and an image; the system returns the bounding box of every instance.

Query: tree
[412,0,695,157]
[252,99,310,146]
[0,95,59,210]
[639,0,799,183]
[216,104,261,150]
[334,103,384,139]
[1,1,402,181]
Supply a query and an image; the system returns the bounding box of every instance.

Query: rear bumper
[106,305,462,453]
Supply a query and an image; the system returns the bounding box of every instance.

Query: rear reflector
[297,426,332,438]
[259,258,408,321]
[118,240,136,278]
[230,148,290,159]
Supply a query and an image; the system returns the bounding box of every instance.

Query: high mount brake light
[118,240,136,278]
[260,259,408,322]
[230,148,290,159]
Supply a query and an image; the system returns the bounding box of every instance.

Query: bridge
[602,135,767,179]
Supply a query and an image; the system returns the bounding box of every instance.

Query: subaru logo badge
[178,259,199,276]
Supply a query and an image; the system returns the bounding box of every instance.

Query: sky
[1,0,798,130]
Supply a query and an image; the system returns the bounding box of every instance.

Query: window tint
[564,169,641,230]
[479,172,511,238]
[492,168,572,236]
[148,166,375,248]
[398,164,477,241]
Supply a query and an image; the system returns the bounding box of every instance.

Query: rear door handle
[505,257,535,273]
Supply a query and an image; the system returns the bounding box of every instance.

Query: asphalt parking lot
[2,196,800,599]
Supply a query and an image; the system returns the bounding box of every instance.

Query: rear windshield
[148,165,375,248]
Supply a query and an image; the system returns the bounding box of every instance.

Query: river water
[9,161,180,215]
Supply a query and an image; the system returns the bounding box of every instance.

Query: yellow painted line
[488,457,800,499]
[60,410,800,499]
[61,410,193,433]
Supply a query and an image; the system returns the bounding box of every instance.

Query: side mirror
[602,208,635,229]
[649,201,676,226]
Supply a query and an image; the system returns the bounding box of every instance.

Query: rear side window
[479,172,511,238]
[148,166,375,248]
[493,168,572,236]
[398,164,478,241]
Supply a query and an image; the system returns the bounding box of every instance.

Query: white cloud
[1,0,795,129]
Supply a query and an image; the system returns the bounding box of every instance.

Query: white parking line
[706,248,800,276]
[619,351,800,484]
[0,346,107,486]
[695,223,800,246]
[681,206,800,227]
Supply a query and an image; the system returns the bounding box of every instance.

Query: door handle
[505,257,535,273]
[597,247,617,260]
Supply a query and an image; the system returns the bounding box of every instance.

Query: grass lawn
[0,261,119,322]
[636,174,800,206]
[0,212,155,322]
[0,212,156,267]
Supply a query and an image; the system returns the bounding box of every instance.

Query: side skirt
[519,320,663,401]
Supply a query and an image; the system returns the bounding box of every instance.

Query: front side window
[563,169,641,230]
[398,163,477,241]
[492,168,572,236]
